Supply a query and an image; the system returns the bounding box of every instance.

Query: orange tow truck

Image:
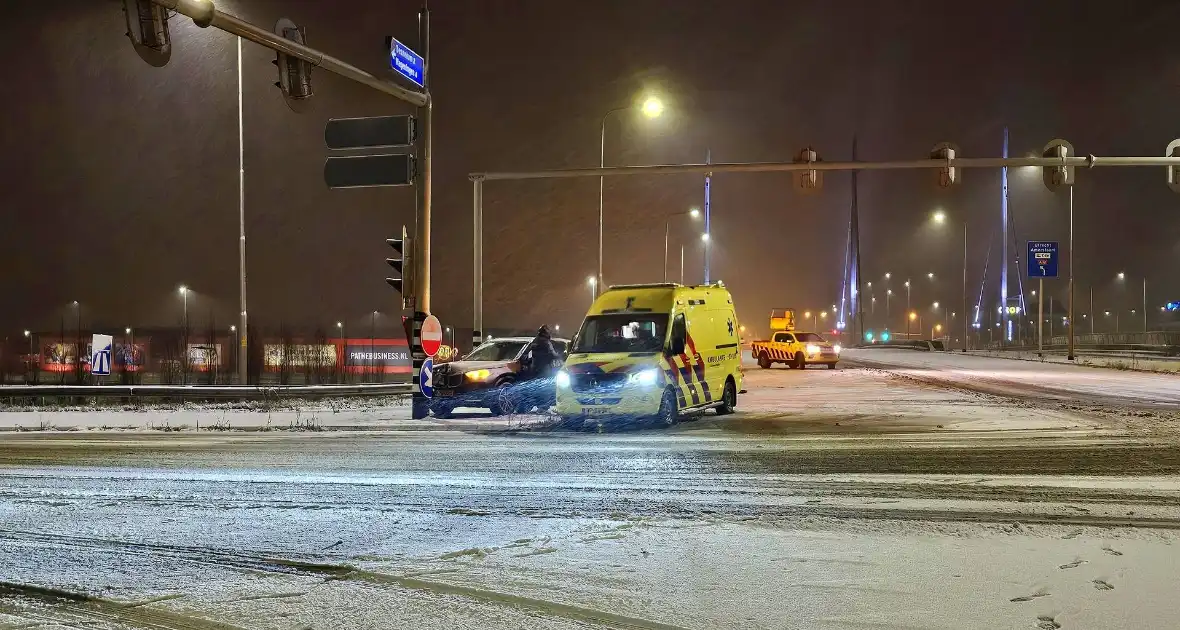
[750,308,841,370]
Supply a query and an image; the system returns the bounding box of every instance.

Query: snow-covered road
[2,364,1180,628]
[843,347,1180,411]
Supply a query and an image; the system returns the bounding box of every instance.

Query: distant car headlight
[833,345,842,354]
[806,344,821,355]
[555,371,571,388]
[464,369,491,382]
[627,368,661,387]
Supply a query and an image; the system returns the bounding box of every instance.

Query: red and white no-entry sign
[421,314,443,357]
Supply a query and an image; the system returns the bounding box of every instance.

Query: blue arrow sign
[420,357,433,399]
[1026,241,1059,278]
[388,37,424,88]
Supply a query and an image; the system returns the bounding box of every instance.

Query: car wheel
[655,388,678,427]
[488,378,515,416]
[715,379,737,415]
[793,353,806,370]
[757,353,771,369]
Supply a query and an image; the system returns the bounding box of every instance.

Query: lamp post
[664,207,700,282]
[23,329,32,383]
[597,95,663,290]
[931,210,970,351]
[336,321,345,382]
[587,275,598,303]
[177,286,189,384]
[908,311,917,338]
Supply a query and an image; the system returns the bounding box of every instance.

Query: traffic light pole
[469,152,1180,345]
[153,0,427,107]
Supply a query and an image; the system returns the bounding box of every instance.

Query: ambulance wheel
[828,363,837,370]
[656,388,679,427]
[715,378,737,415]
[757,353,771,369]
[792,353,806,370]
[431,403,455,418]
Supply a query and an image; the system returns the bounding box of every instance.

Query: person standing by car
[523,325,561,380]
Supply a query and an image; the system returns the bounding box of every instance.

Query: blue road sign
[420,357,433,399]
[1027,241,1059,278]
[388,37,424,88]
[91,334,112,376]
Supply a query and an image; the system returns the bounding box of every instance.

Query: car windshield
[465,341,526,362]
[794,332,824,342]
[573,315,668,354]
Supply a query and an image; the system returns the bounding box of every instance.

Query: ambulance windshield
[573,315,668,354]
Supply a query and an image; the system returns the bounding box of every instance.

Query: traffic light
[386,225,411,301]
[880,330,891,342]
[122,0,172,66]
[931,142,962,188]
[1167,140,1180,193]
[1042,139,1076,191]
[792,147,823,194]
[273,18,312,100]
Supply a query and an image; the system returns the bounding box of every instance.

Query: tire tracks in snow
[0,580,242,630]
[846,357,1180,420]
[0,531,690,630]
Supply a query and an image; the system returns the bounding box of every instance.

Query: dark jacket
[525,333,560,378]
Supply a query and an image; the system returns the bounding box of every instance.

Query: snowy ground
[966,348,1180,373]
[2,360,1180,628]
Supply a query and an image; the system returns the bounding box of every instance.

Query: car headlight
[833,345,842,354]
[627,368,661,387]
[806,344,821,354]
[464,369,491,381]
[555,371,571,388]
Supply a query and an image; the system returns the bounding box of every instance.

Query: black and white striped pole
[409,311,428,419]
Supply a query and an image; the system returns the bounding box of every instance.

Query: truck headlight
[833,345,842,354]
[627,368,660,387]
[555,371,571,388]
[464,369,491,381]
[806,344,821,355]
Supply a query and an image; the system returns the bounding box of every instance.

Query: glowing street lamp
[641,96,665,118]
[597,94,665,290]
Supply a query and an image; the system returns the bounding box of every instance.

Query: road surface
[2,354,1180,629]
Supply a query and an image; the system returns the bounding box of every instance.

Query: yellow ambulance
[555,282,743,427]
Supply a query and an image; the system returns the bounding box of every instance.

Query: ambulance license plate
[581,407,612,416]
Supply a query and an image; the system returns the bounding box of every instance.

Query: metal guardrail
[0,383,411,400]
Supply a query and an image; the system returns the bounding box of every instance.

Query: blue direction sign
[1027,241,1059,278]
[387,37,424,88]
[420,358,434,399]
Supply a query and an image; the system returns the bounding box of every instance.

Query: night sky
[3,1,1179,338]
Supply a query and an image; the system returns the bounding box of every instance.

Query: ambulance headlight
[833,345,842,354]
[806,344,821,355]
[555,371,571,388]
[628,368,660,387]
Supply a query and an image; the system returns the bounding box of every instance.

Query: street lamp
[908,311,917,338]
[178,285,189,384]
[932,210,946,224]
[597,94,664,291]
[587,275,598,302]
[663,208,700,282]
[927,272,935,280]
